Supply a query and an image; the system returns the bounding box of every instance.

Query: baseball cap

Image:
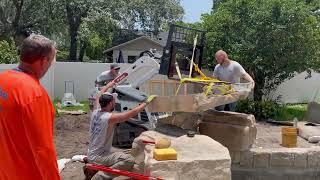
[110,64,120,70]
[99,92,118,108]
[103,92,118,99]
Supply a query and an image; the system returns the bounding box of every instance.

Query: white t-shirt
[213,61,246,83]
[96,70,117,83]
[88,109,114,159]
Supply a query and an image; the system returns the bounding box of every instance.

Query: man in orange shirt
[0,35,60,180]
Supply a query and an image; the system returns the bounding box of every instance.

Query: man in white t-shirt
[95,64,120,88]
[213,50,254,111]
[90,64,120,111]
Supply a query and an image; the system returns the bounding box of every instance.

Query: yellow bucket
[281,127,298,148]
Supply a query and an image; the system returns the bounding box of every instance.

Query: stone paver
[254,122,315,148]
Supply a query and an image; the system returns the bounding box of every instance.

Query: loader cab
[159,24,206,80]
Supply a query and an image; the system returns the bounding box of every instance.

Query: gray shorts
[89,151,134,180]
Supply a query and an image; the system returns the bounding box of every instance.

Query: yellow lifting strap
[175,62,234,96]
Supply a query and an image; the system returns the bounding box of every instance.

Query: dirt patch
[253,122,318,148]
[60,161,85,180]
[54,114,318,179]
[54,114,90,159]
[54,114,89,180]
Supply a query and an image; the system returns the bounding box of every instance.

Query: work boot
[83,165,98,180]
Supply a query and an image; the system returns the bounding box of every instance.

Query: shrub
[56,50,69,61]
[236,100,281,120]
[0,39,18,64]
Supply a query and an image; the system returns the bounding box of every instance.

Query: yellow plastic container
[281,127,298,148]
[153,148,177,161]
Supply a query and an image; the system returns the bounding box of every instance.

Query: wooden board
[147,95,197,112]
[147,91,250,113]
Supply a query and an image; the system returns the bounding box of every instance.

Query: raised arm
[109,95,157,124]
[93,81,115,110]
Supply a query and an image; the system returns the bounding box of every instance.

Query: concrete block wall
[230,147,320,180]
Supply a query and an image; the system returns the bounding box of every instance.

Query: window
[128,56,137,63]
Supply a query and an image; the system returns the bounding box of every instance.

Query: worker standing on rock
[85,81,156,180]
[213,50,255,111]
[89,64,120,111]
[0,35,60,179]
[95,64,120,88]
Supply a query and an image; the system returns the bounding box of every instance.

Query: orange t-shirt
[0,70,60,180]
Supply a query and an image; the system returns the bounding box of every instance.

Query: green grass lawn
[52,99,308,121]
[275,104,307,121]
[53,100,90,117]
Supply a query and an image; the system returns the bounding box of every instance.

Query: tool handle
[142,140,156,144]
[113,72,128,84]
[86,163,163,180]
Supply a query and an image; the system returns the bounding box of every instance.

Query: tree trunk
[12,0,24,31]
[66,2,79,61]
[66,1,89,62]
[78,40,88,62]
[254,87,263,101]
[69,28,78,61]
[252,70,265,101]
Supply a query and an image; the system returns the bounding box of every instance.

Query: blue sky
[181,0,213,23]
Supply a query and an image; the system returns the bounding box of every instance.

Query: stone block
[134,131,232,180]
[253,150,270,168]
[258,175,289,180]
[158,112,200,131]
[306,102,320,124]
[293,151,308,168]
[270,151,294,167]
[131,131,174,166]
[148,91,249,113]
[287,175,317,180]
[200,110,256,126]
[231,171,255,180]
[240,151,253,168]
[307,149,320,168]
[230,151,241,164]
[199,110,256,151]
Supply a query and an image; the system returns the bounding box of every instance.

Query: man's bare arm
[242,72,255,89]
[109,103,147,124]
[109,95,157,125]
[93,81,115,110]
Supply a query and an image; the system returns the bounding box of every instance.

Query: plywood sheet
[147,95,197,112]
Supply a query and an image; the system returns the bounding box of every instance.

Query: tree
[1,0,184,62]
[94,0,184,60]
[203,0,320,101]
[63,0,183,61]
[64,0,92,61]
[78,10,116,61]
[212,0,226,11]
[0,0,25,39]
[0,0,64,40]
[110,0,184,33]
[0,39,18,64]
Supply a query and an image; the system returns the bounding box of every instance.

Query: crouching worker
[84,80,156,180]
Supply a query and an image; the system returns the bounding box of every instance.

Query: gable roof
[103,36,164,53]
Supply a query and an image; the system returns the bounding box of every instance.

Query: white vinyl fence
[1,62,320,103]
[0,64,54,98]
